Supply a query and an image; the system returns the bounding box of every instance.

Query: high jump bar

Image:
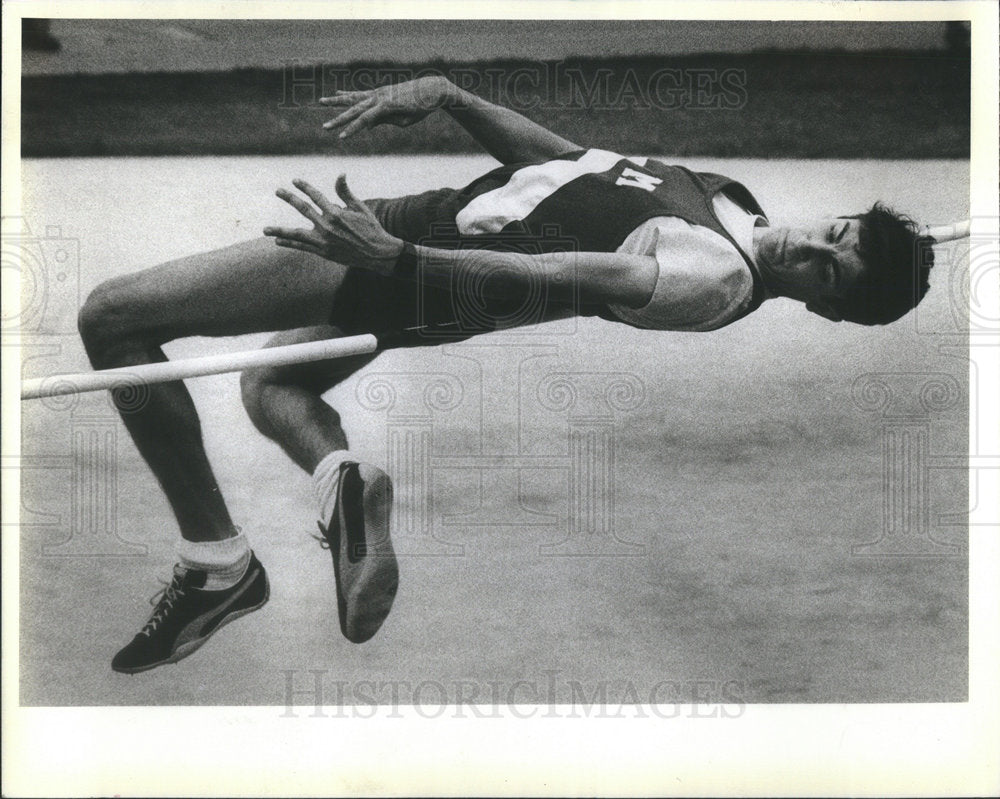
[21,333,379,400]
[921,220,970,242]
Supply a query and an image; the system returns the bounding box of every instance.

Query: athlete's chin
[760,272,802,301]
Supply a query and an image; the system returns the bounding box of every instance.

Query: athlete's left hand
[263,175,403,274]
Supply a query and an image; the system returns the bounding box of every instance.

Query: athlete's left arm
[264,176,656,307]
[320,75,580,165]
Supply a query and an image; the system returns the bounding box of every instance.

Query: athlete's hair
[832,203,934,326]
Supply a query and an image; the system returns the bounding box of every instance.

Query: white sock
[178,530,252,590]
[313,449,352,525]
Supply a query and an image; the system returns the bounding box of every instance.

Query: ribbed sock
[313,449,352,525]
[178,530,252,590]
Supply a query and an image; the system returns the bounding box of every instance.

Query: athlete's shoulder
[608,219,755,332]
[542,147,650,167]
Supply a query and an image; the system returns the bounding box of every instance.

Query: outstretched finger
[275,187,324,225]
[292,179,341,216]
[322,96,376,131]
[336,105,382,139]
[318,90,369,106]
[334,174,367,212]
[262,225,322,245]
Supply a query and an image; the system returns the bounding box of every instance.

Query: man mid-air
[76,75,933,673]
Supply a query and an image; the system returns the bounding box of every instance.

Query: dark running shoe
[111,551,269,674]
[316,462,398,644]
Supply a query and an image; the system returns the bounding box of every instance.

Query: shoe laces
[140,569,187,636]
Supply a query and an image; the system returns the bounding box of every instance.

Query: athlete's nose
[802,237,836,259]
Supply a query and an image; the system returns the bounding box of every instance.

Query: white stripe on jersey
[455,148,648,235]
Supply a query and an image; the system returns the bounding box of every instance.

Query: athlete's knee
[241,364,343,438]
[240,367,274,433]
[78,276,150,363]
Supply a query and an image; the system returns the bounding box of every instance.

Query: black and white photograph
[3,3,998,796]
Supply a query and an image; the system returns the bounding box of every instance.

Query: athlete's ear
[806,300,842,322]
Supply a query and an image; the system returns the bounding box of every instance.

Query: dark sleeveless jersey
[382,148,770,328]
[441,148,769,325]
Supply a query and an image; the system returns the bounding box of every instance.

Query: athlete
[76,75,934,673]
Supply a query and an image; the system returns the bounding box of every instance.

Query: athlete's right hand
[264,174,404,277]
[319,76,452,139]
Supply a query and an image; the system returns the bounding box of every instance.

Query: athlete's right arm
[405,246,657,308]
[320,76,580,164]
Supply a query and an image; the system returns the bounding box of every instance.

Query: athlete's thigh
[105,236,350,341]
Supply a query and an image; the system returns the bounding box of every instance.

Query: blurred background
[21,19,968,70]
[21,19,970,158]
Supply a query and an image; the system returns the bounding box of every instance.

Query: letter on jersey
[615,168,663,192]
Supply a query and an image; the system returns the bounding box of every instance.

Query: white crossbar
[921,219,971,243]
[20,334,379,400]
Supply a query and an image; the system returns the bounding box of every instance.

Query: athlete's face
[756,218,866,321]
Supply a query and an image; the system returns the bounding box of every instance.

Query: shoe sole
[330,463,399,644]
[112,578,270,675]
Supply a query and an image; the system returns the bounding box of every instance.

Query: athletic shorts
[330,189,602,347]
[326,189,474,345]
